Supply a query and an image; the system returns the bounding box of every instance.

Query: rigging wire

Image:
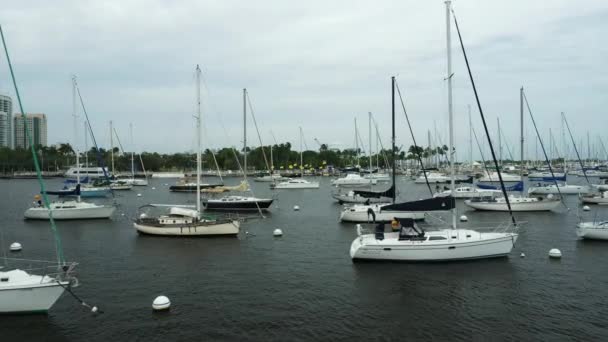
[451,8,517,226]
[522,91,568,210]
[561,112,591,185]
[394,79,433,196]
[0,25,64,265]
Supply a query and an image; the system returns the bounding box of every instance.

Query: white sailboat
[414,172,449,183]
[580,191,608,205]
[478,171,521,183]
[576,221,608,240]
[350,3,518,261]
[133,65,240,236]
[25,77,115,220]
[464,87,561,212]
[123,123,148,186]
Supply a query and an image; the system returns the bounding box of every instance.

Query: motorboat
[478,171,522,183]
[527,183,590,195]
[134,206,239,236]
[363,173,390,182]
[253,174,286,182]
[64,166,110,179]
[464,195,561,212]
[123,178,148,186]
[332,185,395,205]
[580,191,608,205]
[24,200,115,220]
[332,173,373,187]
[203,196,273,211]
[414,172,449,184]
[350,218,518,261]
[576,221,608,240]
[272,178,319,189]
[169,178,223,192]
[434,186,502,199]
[528,171,566,180]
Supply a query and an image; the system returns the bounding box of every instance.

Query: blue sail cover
[477,181,523,192]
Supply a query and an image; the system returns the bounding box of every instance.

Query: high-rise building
[0,95,12,148]
[14,113,47,149]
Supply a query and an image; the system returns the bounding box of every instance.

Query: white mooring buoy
[137,193,142,197]
[152,296,171,311]
[520,252,525,258]
[151,187,156,190]
[9,242,22,252]
[548,248,562,259]
[459,215,468,222]
[582,205,591,212]
[293,205,300,211]
[273,229,283,237]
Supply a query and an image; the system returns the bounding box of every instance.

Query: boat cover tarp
[381,196,455,212]
[353,185,395,199]
[44,184,81,196]
[477,181,523,192]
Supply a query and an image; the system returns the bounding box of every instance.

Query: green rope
[0,25,65,265]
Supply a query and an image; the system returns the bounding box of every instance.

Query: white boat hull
[528,185,589,195]
[350,230,517,261]
[464,198,560,211]
[274,182,320,189]
[24,205,115,220]
[332,194,389,204]
[577,222,608,240]
[134,220,240,236]
[581,196,608,204]
[0,270,67,314]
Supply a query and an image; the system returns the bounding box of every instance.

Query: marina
[1,0,607,340]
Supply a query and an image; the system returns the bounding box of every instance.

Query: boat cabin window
[1,277,8,282]
[428,236,447,240]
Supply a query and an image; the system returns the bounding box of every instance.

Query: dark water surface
[1,176,607,341]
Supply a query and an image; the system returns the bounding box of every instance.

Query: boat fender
[390,219,399,231]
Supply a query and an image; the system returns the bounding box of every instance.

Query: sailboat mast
[299,126,303,176]
[130,122,135,179]
[84,120,88,167]
[243,88,247,180]
[497,117,502,167]
[468,104,472,166]
[355,118,359,167]
[110,120,114,176]
[446,0,456,229]
[72,76,80,202]
[391,76,396,204]
[520,87,524,176]
[196,65,202,215]
[368,112,372,171]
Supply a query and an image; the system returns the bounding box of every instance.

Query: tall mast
[243,88,247,180]
[355,118,359,167]
[130,122,135,179]
[427,130,431,168]
[587,131,591,165]
[110,120,114,176]
[391,76,396,204]
[84,120,88,167]
[468,104,472,167]
[520,87,524,177]
[196,65,202,215]
[368,112,372,171]
[299,126,303,176]
[497,117,502,167]
[446,0,456,229]
[270,141,273,175]
[72,76,81,202]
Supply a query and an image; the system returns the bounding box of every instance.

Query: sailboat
[350,3,518,261]
[1,27,78,313]
[339,79,452,223]
[202,88,273,212]
[122,124,148,186]
[272,127,319,189]
[464,87,560,212]
[332,185,395,204]
[25,76,115,220]
[133,65,240,236]
[576,220,608,240]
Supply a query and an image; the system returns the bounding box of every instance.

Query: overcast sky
[0,0,606,160]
